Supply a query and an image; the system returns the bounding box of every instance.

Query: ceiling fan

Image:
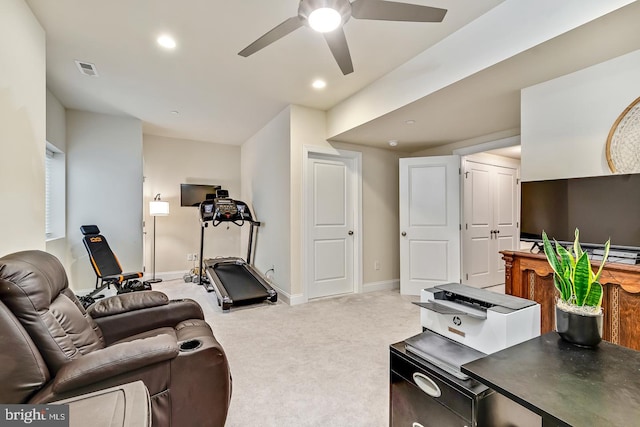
[238,0,447,75]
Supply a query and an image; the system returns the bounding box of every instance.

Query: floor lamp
[149,193,170,283]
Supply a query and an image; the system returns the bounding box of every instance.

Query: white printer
[418,283,540,355]
[395,284,543,426]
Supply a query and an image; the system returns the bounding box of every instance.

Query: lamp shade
[150,200,170,216]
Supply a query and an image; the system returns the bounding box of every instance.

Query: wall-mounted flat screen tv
[180,184,221,207]
[520,173,640,250]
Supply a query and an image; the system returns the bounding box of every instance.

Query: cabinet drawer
[391,372,470,427]
[391,351,474,421]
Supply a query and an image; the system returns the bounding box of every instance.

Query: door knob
[401,231,407,237]
[348,230,354,235]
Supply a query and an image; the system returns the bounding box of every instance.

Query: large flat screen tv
[521,173,640,250]
[180,184,221,207]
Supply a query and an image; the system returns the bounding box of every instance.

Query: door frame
[302,145,362,302]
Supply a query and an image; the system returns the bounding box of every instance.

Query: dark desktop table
[461,332,640,427]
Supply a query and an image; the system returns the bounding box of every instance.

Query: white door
[307,154,355,299]
[399,156,460,295]
[462,160,519,287]
[491,165,519,284]
[462,161,492,287]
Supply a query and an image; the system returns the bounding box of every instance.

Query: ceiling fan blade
[351,0,447,22]
[238,16,304,57]
[323,28,354,75]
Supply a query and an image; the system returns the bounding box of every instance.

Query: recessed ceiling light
[405,120,416,125]
[312,79,327,89]
[308,8,342,33]
[388,140,398,147]
[157,35,176,49]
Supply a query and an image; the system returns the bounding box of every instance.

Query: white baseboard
[144,270,187,282]
[77,277,399,301]
[275,281,399,305]
[289,293,306,305]
[269,283,305,306]
[363,279,399,292]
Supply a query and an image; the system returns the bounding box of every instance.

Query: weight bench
[80,225,150,299]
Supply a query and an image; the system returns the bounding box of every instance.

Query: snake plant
[542,229,610,313]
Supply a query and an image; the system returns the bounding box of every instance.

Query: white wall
[66,110,143,291]
[46,89,66,152]
[143,134,241,278]
[289,106,333,297]
[45,90,67,263]
[241,107,291,296]
[0,0,46,256]
[287,105,404,298]
[332,142,404,287]
[521,49,640,181]
[240,105,404,301]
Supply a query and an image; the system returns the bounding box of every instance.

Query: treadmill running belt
[213,263,270,303]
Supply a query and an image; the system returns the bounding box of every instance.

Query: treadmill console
[214,198,238,219]
[199,188,254,224]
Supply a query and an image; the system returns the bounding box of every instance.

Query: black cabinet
[391,372,470,427]
[462,333,640,427]
[390,342,541,427]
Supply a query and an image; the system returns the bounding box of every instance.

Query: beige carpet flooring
[153,280,421,427]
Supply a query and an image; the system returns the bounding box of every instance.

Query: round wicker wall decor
[606,96,640,173]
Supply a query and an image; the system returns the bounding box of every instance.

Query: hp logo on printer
[452,316,462,326]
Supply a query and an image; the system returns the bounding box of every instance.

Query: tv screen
[520,174,640,250]
[180,184,221,207]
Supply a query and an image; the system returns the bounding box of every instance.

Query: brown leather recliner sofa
[0,250,231,427]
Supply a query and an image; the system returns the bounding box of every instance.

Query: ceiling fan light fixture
[308,7,342,32]
[239,0,446,75]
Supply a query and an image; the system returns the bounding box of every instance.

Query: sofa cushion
[0,251,105,373]
[0,301,50,403]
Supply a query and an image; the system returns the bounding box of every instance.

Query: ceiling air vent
[75,60,99,77]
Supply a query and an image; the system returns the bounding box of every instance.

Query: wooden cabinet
[502,250,640,351]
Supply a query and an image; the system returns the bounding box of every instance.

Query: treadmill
[198,191,277,311]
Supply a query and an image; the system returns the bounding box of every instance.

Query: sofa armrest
[52,334,178,394]
[88,291,168,318]
[92,299,205,345]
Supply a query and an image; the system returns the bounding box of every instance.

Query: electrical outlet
[187,253,193,261]
[374,260,381,271]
